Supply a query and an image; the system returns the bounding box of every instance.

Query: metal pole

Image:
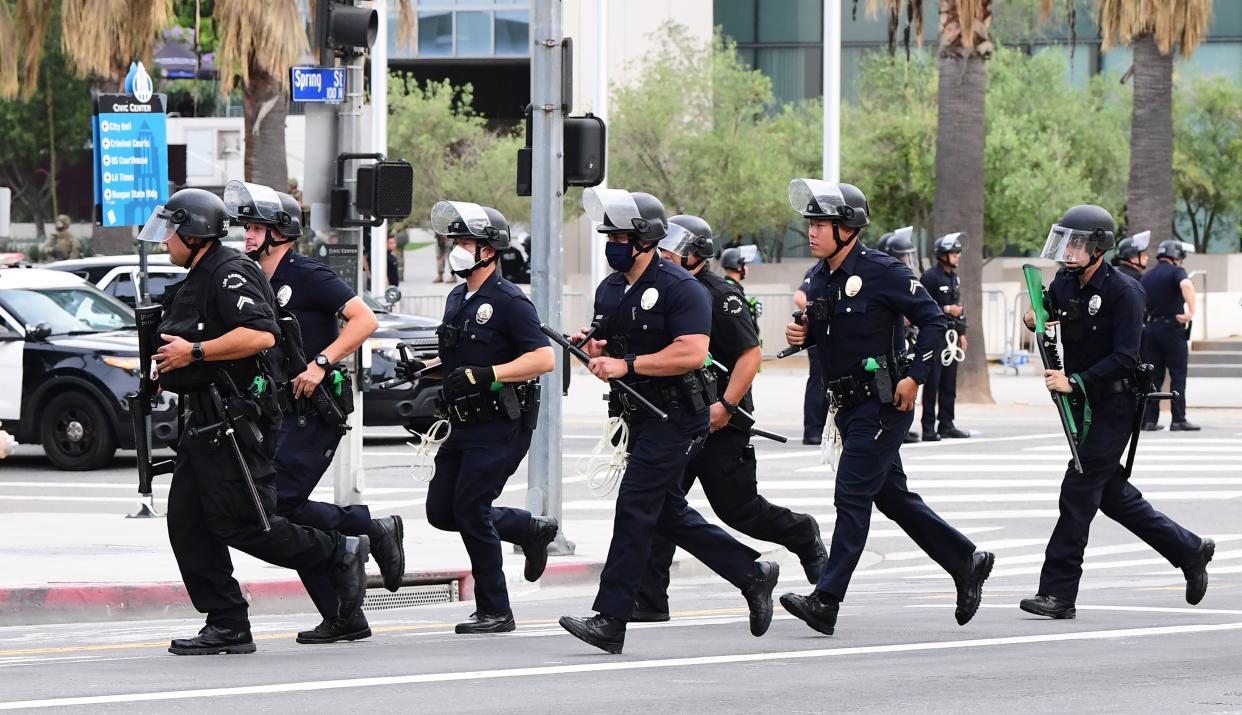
[823,0,841,182]
[529,0,573,554]
[589,0,608,291]
[370,1,388,300]
[332,51,368,508]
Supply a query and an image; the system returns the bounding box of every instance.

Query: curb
[0,560,610,627]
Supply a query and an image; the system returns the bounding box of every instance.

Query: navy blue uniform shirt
[438,273,548,374]
[269,251,356,359]
[920,262,964,333]
[1046,262,1143,385]
[699,269,760,409]
[593,253,712,387]
[1140,260,1188,318]
[803,241,946,384]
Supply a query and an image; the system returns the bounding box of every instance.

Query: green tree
[0,5,93,240]
[387,80,529,231]
[607,27,805,251]
[1173,73,1242,252]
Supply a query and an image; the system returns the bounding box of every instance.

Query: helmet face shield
[136,204,178,243]
[584,188,644,234]
[657,223,710,258]
[432,200,494,238]
[1042,224,1109,265]
[223,181,284,224]
[1130,230,1151,253]
[789,179,847,219]
[887,227,918,269]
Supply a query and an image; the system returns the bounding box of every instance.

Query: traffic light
[317,0,378,56]
[516,113,607,197]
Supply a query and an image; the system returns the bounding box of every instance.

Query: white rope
[821,406,842,472]
[577,416,629,498]
[941,328,966,366]
[406,418,451,483]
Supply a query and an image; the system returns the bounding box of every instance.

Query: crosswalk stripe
[795,463,1242,474]
[749,477,1242,490]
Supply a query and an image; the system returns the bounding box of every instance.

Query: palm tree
[1095,0,1212,247]
[860,0,995,403]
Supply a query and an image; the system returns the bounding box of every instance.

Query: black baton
[208,384,271,532]
[539,323,669,422]
[777,310,807,358]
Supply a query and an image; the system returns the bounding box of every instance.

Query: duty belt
[824,375,876,411]
[1086,377,1133,400]
[437,380,541,427]
[1145,315,1180,325]
[610,368,717,418]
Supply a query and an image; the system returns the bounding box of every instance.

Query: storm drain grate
[363,581,459,611]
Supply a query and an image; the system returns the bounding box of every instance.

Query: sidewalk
[3,352,1239,625]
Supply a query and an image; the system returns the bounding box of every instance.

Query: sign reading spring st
[92,94,169,227]
[290,67,346,103]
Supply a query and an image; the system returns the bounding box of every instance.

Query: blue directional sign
[92,94,169,227]
[291,67,346,103]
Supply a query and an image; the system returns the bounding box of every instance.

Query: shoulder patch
[221,272,247,290]
[722,293,746,315]
[909,279,923,295]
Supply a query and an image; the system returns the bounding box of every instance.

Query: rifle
[278,316,351,437]
[777,310,807,359]
[1124,363,1176,479]
[539,323,669,422]
[1022,265,1084,473]
[127,304,173,517]
[703,356,789,443]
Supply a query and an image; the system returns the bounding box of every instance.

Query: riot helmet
[1041,205,1117,275]
[885,226,919,270]
[1156,239,1194,262]
[431,200,511,277]
[719,245,759,280]
[658,214,715,271]
[789,178,869,260]
[1113,230,1150,268]
[584,188,668,244]
[224,180,299,259]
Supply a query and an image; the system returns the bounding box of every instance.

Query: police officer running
[139,188,369,655]
[919,233,970,441]
[410,201,559,634]
[1140,239,1200,432]
[719,245,763,334]
[1019,206,1213,619]
[230,181,405,644]
[1111,230,1150,282]
[631,215,827,622]
[559,189,779,654]
[780,179,994,636]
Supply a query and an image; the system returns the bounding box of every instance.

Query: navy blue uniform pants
[168,426,341,630]
[637,426,818,613]
[803,347,829,442]
[427,421,534,616]
[594,411,760,621]
[1141,322,1189,424]
[1038,393,1200,602]
[921,358,959,432]
[816,399,975,600]
[272,412,371,619]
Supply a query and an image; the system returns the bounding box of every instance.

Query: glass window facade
[389,1,530,59]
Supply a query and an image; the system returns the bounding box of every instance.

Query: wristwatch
[191,342,205,362]
[624,353,637,377]
[314,353,331,369]
[719,396,740,414]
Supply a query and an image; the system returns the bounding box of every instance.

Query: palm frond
[1096,0,1212,57]
[397,0,416,46]
[17,0,52,98]
[0,2,18,99]
[215,0,309,94]
[60,0,172,84]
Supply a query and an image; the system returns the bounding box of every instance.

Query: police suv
[0,267,178,469]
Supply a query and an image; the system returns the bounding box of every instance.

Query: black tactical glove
[446,365,496,395]
[394,358,426,382]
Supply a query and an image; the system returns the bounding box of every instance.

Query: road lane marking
[3,621,1241,709]
[908,603,1242,616]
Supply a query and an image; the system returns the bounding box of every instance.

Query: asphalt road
[2,407,1240,711]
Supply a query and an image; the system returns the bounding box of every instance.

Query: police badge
[1088,294,1102,316]
[641,288,659,310]
[476,303,494,324]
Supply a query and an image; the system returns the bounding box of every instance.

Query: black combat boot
[1019,594,1076,619]
[780,592,839,636]
[297,609,372,644]
[921,430,942,442]
[953,551,995,625]
[522,516,560,582]
[1184,538,1215,605]
[741,561,780,637]
[629,606,671,623]
[168,624,256,655]
[559,614,626,654]
[370,515,406,593]
[455,611,516,634]
[330,535,371,619]
[1170,420,1201,432]
[938,422,971,439]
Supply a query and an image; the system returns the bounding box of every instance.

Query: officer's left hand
[1043,369,1072,394]
[960,334,969,353]
[292,363,325,399]
[446,365,496,394]
[893,377,918,411]
[1176,313,1193,325]
[709,402,732,433]
[154,334,193,373]
[587,356,627,382]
